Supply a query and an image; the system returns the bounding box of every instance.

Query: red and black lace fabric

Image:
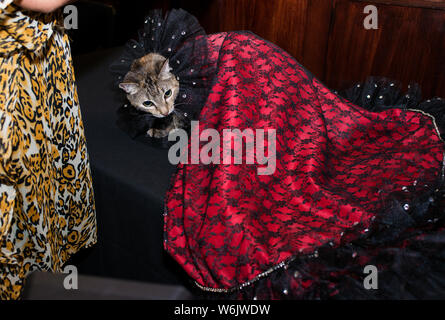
[164,31,445,299]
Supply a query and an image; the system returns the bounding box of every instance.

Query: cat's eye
[164,89,172,98]
[143,100,154,107]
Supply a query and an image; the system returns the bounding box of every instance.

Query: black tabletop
[70,47,188,286]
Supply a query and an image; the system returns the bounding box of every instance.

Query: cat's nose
[161,106,173,116]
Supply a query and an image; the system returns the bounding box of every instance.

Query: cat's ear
[158,59,172,80]
[119,82,139,95]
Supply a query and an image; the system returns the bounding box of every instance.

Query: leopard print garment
[0,1,96,299]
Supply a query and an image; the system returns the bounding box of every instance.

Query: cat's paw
[147,128,168,138]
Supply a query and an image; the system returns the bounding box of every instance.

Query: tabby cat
[119,53,186,138]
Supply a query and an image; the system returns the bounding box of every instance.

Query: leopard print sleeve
[0,110,22,262]
[0,3,56,54]
[0,0,18,249]
[0,0,96,300]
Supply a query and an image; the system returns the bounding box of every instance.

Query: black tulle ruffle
[109,9,213,147]
[340,77,445,139]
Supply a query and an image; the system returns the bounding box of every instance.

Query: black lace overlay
[198,78,445,300]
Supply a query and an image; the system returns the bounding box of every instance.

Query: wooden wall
[175,0,445,98]
[326,0,445,98]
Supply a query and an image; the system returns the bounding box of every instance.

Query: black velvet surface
[69,47,188,286]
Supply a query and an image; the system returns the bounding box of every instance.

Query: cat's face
[119,53,179,118]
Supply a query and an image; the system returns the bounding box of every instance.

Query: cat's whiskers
[173,102,189,107]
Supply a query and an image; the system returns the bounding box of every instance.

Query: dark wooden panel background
[174,0,445,98]
[326,0,445,98]
[175,0,332,82]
